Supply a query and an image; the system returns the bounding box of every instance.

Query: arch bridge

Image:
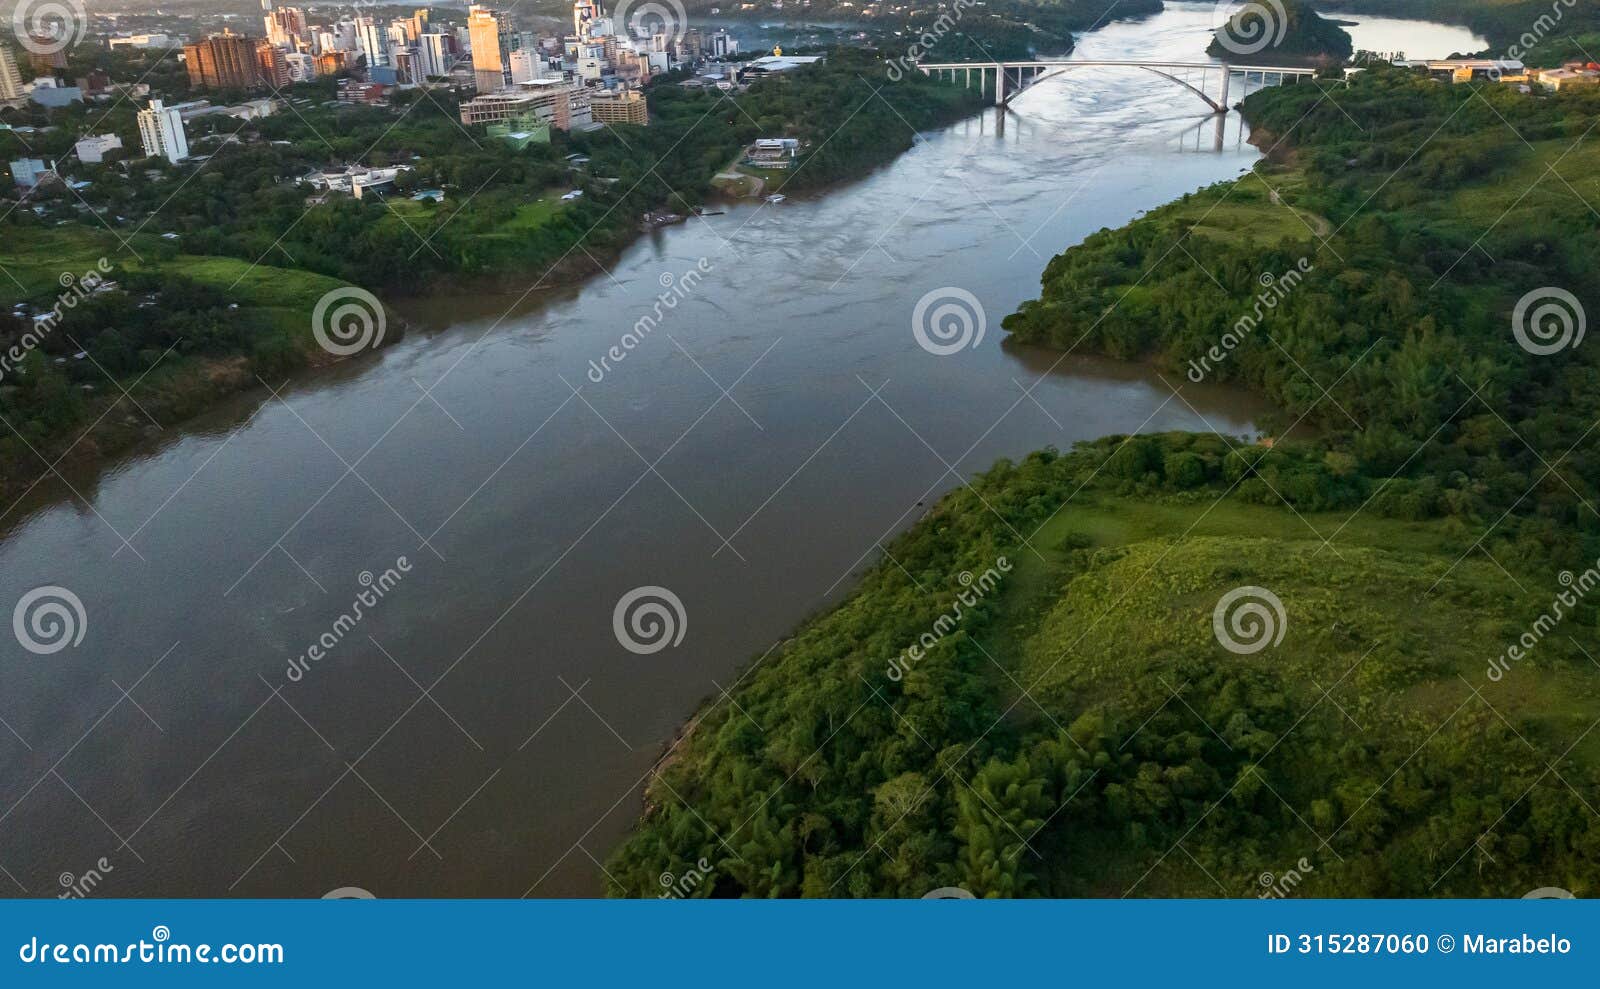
[914,60,1322,112]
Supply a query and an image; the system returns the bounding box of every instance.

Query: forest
[605,67,1600,897]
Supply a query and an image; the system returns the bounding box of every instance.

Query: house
[74,134,124,164]
[1395,59,1525,84]
[302,164,411,197]
[744,137,801,169]
[1533,67,1600,91]
[9,157,54,189]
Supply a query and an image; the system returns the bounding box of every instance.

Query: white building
[137,99,190,164]
[416,33,453,80]
[357,17,390,67]
[285,52,317,82]
[108,34,176,50]
[75,134,124,163]
[509,48,545,84]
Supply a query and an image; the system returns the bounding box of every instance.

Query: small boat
[765,194,786,204]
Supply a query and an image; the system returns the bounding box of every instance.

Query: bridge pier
[994,64,1005,106]
[1218,65,1230,113]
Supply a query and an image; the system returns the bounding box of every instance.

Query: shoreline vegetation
[606,67,1600,897]
[0,0,1170,504]
[0,48,987,509]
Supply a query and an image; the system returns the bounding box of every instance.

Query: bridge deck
[917,60,1318,74]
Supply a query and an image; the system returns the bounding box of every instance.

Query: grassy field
[1160,165,1329,245]
[0,227,358,504]
[0,227,346,316]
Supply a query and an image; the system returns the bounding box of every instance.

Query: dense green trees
[1005,68,1600,567]
[607,68,1600,900]
[607,435,1600,897]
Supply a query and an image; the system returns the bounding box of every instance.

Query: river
[0,6,1482,897]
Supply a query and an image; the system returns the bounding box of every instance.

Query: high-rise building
[356,17,390,68]
[28,45,68,74]
[185,33,263,89]
[284,52,317,82]
[679,28,703,63]
[264,6,307,49]
[256,40,291,89]
[407,10,431,43]
[574,0,601,41]
[315,51,348,77]
[415,34,453,81]
[137,99,190,164]
[0,46,23,102]
[468,5,512,93]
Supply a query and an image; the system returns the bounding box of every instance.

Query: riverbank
[1005,63,1598,551]
[3,2,1429,898]
[605,68,1600,899]
[603,432,1600,896]
[0,52,987,512]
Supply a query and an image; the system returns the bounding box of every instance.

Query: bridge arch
[1018,64,1224,112]
[914,61,1318,115]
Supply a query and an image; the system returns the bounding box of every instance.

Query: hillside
[1004,66,1600,563]
[1207,0,1354,64]
[606,65,1600,899]
[605,435,1600,896]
